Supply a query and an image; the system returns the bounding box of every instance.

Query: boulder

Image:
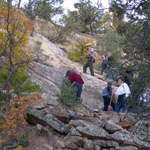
[120,146,138,150]
[76,125,108,139]
[27,109,69,134]
[106,141,119,148]
[83,139,94,150]
[94,140,107,147]
[105,120,123,133]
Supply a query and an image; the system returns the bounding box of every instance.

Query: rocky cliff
[23,22,150,150]
[27,33,106,110]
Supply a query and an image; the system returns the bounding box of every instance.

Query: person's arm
[123,83,131,97]
[68,73,74,84]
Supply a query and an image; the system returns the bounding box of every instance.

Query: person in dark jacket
[101,55,107,75]
[120,62,133,87]
[66,70,84,98]
[102,82,115,111]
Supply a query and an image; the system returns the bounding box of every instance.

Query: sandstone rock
[65,136,84,147]
[28,34,107,111]
[36,124,43,135]
[109,148,115,150]
[94,140,107,147]
[70,127,81,136]
[110,130,133,143]
[106,141,119,147]
[79,147,84,150]
[99,112,121,123]
[34,17,57,43]
[79,148,85,150]
[120,146,138,150]
[54,139,65,149]
[65,140,78,149]
[76,125,108,139]
[83,139,94,150]
[69,120,90,128]
[42,144,53,150]
[50,107,70,123]
[105,120,123,133]
[69,118,104,129]
[94,145,101,150]
[27,109,69,134]
[116,121,134,129]
[45,114,69,134]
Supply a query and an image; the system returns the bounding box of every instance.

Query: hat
[85,43,91,47]
[107,81,112,86]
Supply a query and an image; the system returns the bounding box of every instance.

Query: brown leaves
[1,93,42,145]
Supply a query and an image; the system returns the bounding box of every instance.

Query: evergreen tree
[24,0,64,21]
[62,0,104,34]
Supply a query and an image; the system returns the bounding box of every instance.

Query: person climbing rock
[102,82,115,111]
[83,43,95,76]
[66,70,84,98]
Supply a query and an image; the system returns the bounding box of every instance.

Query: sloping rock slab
[27,110,69,134]
[105,120,123,133]
[76,125,108,139]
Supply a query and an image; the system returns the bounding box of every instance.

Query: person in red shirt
[66,70,84,98]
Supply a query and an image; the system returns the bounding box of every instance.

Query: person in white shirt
[114,76,131,113]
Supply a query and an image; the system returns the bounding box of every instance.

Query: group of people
[101,52,118,82]
[102,77,131,113]
[62,43,132,113]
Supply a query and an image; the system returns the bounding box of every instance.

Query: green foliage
[24,0,63,21]
[109,0,129,34]
[66,41,90,63]
[0,0,7,6]
[109,0,150,117]
[61,10,81,33]
[97,27,123,67]
[52,24,69,43]
[57,78,82,106]
[19,134,29,147]
[62,0,104,34]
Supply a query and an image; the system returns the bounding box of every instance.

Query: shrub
[57,78,82,106]
[67,41,92,64]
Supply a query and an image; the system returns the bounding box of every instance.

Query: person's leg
[111,101,115,111]
[122,99,126,113]
[72,82,82,98]
[83,62,89,73]
[103,96,110,111]
[115,99,122,113]
[89,61,94,76]
[108,67,113,79]
[76,83,82,98]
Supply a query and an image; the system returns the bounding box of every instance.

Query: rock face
[25,26,150,150]
[27,104,150,150]
[27,33,106,110]
[34,17,58,42]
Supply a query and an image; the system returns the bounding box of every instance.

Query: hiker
[107,52,118,81]
[101,55,107,75]
[114,77,131,113]
[102,82,115,111]
[83,43,95,76]
[66,70,84,98]
[62,70,72,88]
[120,62,133,87]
